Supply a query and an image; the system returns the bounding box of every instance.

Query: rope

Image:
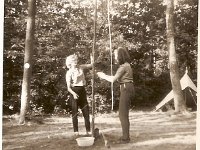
[71,103,89,119]
[107,0,114,110]
[66,96,90,119]
[188,88,197,105]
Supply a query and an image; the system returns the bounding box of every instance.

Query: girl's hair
[116,47,131,65]
[66,54,78,68]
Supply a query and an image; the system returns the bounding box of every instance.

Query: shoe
[74,132,79,136]
[86,131,91,135]
[115,137,130,144]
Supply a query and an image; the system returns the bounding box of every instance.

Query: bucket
[76,137,95,147]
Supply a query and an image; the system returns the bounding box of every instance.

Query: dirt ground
[2,110,196,150]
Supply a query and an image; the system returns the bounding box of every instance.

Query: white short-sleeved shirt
[66,67,86,87]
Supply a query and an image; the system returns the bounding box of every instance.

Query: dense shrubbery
[3,0,198,115]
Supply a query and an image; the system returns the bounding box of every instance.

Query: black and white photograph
[1,0,200,150]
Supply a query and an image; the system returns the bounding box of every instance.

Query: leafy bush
[3,0,197,115]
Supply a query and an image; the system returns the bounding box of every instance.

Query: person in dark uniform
[97,47,135,143]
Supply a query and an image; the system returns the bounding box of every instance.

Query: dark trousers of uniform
[70,86,90,132]
[119,82,135,140]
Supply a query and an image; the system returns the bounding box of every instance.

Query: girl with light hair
[66,54,78,69]
[65,54,93,136]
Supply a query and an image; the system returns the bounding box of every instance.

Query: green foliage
[3,0,26,115]
[174,0,198,77]
[3,0,197,115]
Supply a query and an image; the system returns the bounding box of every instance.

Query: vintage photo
[2,0,199,149]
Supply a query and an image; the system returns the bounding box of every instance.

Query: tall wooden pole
[107,0,114,110]
[91,0,97,136]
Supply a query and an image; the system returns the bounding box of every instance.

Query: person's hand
[97,72,105,79]
[73,92,79,99]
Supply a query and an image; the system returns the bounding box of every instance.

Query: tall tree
[19,0,36,124]
[166,0,186,112]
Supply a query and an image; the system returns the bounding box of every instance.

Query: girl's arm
[66,72,79,99]
[80,64,92,69]
[97,72,121,83]
[79,54,94,69]
[66,83,79,99]
[97,66,125,83]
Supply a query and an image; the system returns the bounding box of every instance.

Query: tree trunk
[166,0,186,112]
[19,0,36,124]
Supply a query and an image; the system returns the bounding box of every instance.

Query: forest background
[3,0,198,116]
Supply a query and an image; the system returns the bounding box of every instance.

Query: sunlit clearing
[135,135,195,146]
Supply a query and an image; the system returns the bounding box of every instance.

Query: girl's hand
[73,92,79,99]
[97,72,105,79]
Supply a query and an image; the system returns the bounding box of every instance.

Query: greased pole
[107,0,114,110]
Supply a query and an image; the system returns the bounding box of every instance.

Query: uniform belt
[120,82,133,89]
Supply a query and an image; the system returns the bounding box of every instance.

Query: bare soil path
[2,111,196,150]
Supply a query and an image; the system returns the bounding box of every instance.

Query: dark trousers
[119,82,135,140]
[70,86,90,132]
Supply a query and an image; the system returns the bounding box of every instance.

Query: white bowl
[76,137,95,147]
